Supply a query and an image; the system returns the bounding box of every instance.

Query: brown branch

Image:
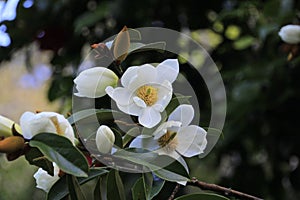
[188,177,264,200]
[168,183,181,200]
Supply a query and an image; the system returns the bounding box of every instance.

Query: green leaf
[66,174,87,200]
[111,127,123,148]
[25,147,54,176]
[68,109,122,125]
[94,175,107,200]
[131,177,146,200]
[165,94,192,116]
[142,173,153,199]
[149,178,165,199]
[106,170,126,200]
[174,193,230,200]
[29,133,89,177]
[48,168,108,200]
[115,150,189,183]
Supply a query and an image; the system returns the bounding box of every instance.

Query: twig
[188,178,263,200]
[168,183,181,200]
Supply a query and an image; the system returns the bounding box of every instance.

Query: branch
[188,178,264,200]
[168,183,181,200]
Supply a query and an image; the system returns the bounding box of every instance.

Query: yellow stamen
[158,131,178,152]
[50,116,63,135]
[136,85,158,106]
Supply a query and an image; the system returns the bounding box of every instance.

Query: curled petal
[34,163,60,193]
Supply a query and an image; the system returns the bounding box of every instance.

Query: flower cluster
[74,57,208,181]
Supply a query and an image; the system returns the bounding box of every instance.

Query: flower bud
[74,67,119,98]
[0,136,25,153]
[112,26,130,63]
[0,115,21,137]
[95,125,115,154]
[278,25,300,44]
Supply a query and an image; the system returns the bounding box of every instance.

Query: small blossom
[74,67,119,98]
[130,104,207,161]
[278,25,300,44]
[20,111,75,144]
[106,59,179,128]
[33,163,60,193]
[0,115,20,137]
[95,125,115,154]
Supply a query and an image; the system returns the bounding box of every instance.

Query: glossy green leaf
[142,173,153,199]
[94,175,107,200]
[149,178,165,199]
[29,133,89,177]
[66,174,87,200]
[174,193,230,200]
[111,127,123,148]
[47,168,108,200]
[115,150,189,183]
[68,109,122,125]
[131,177,146,200]
[25,147,54,176]
[165,94,192,117]
[106,170,126,200]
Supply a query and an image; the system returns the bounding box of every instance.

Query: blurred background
[0,0,300,199]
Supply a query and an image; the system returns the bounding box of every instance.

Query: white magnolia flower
[278,25,300,44]
[96,125,115,154]
[74,67,119,98]
[106,59,179,128]
[20,111,75,144]
[0,115,21,137]
[34,162,60,193]
[130,104,207,161]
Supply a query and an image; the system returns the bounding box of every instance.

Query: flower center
[50,116,63,135]
[136,85,158,106]
[157,130,178,152]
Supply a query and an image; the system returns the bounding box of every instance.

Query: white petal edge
[138,107,161,128]
[168,104,194,127]
[156,59,179,83]
[176,125,207,157]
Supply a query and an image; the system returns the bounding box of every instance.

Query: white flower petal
[128,64,157,91]
[106,87,133,106]
[156,59,179,83]
[153,121,182,139]
[121,66,139,87]
[138,107,161,128]
[176,125,207,157]
[133,96,147,108]
[74,67,118,98]
[168,104,194,127]
[33,163,60,193]
[129,135,159,151]
[20,112,56,139]
[154,80,173,112]
[117,103,142,116]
